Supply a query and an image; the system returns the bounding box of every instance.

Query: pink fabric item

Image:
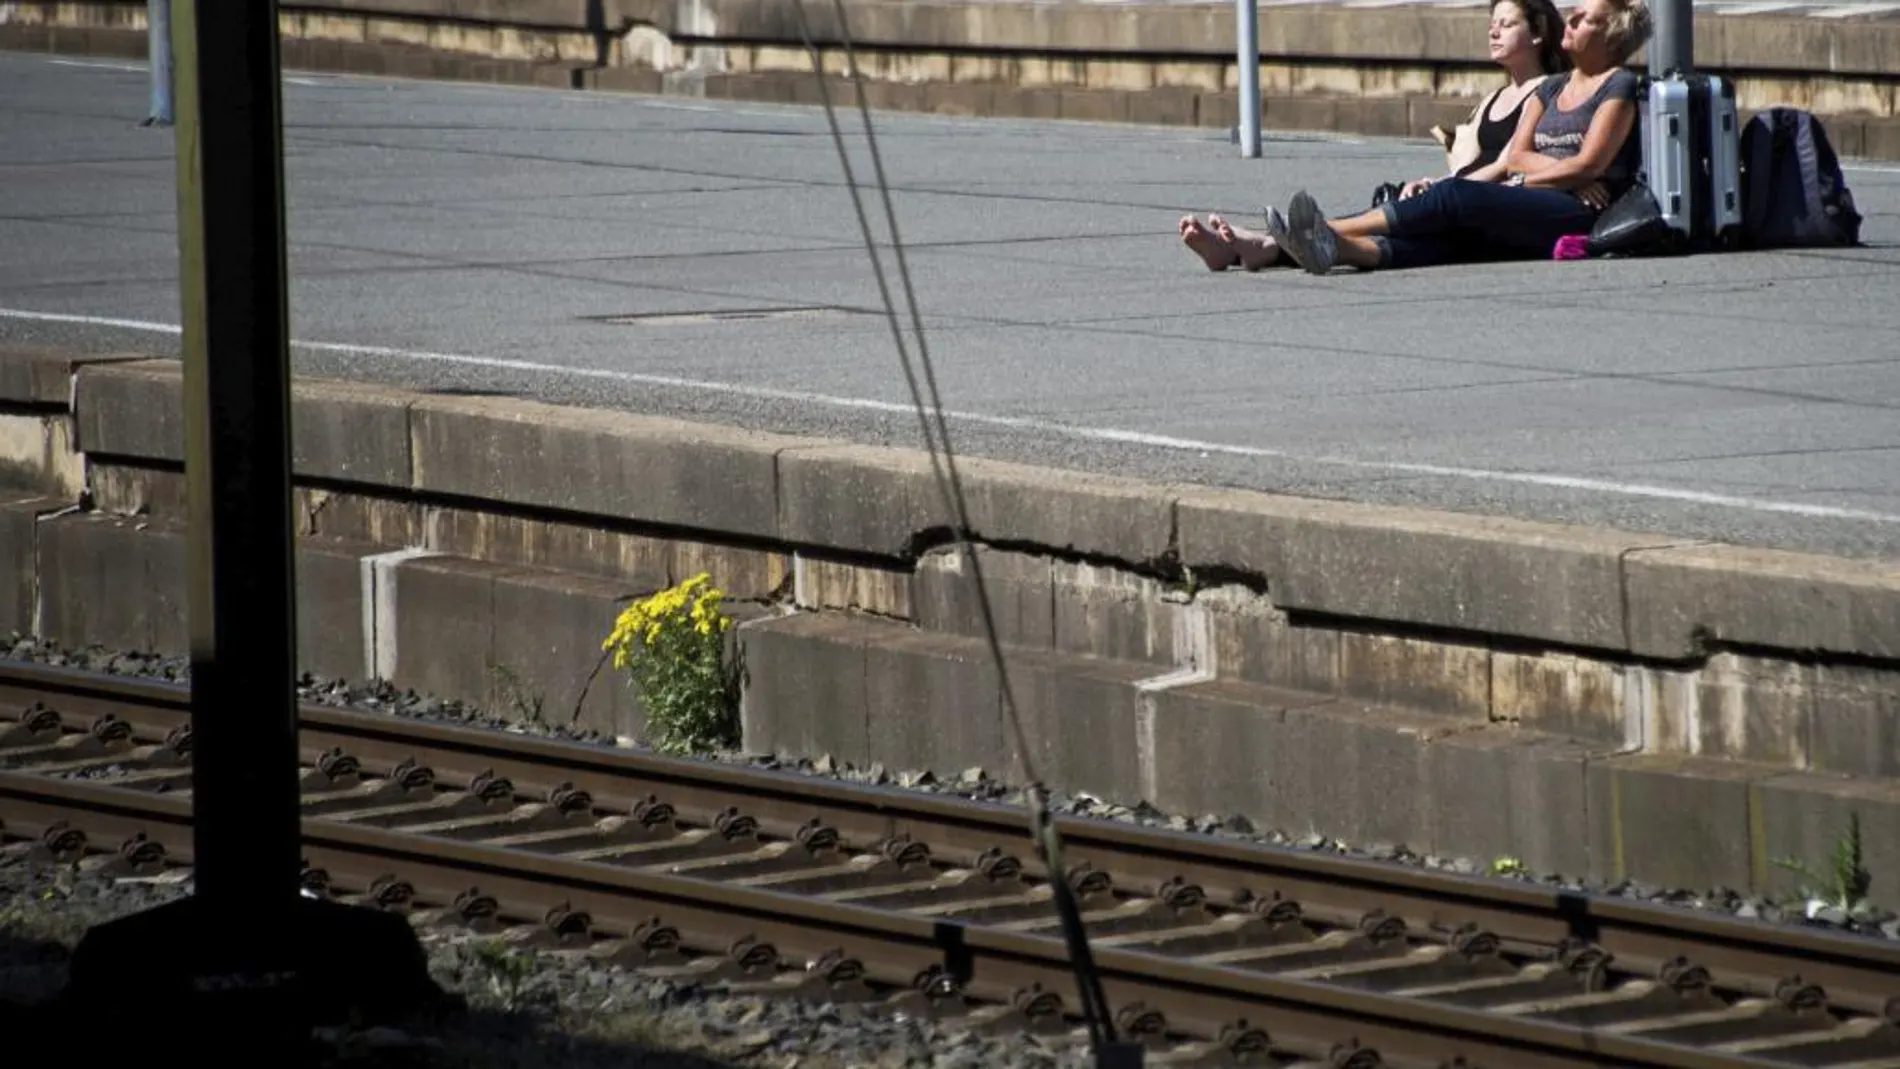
[1552,233,1592,260]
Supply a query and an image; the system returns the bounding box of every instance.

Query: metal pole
[1236,0,1261,158]
[59,8,438,1023]
[143,0,173,126]
[1648,0,1693,77]
[171,0,301,923]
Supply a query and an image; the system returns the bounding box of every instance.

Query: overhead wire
[788,0,1131,1062]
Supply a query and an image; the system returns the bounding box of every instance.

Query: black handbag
[1368,182,1406,208]
[1585,182,1678,257]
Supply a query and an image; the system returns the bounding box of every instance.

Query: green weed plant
[601,574,736,754]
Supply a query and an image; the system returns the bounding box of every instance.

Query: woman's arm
[1496,93,1547,175]
[1520,97,1638,191]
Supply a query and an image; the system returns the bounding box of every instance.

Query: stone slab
[1177,489,1660,653]
[913,545,1055,649]
[88,465,187,519]
[291,379,415,487]
[410,394,797,540]
[295,538,381,682]
[1625,543,1900,661]
[1426,729,1603,880]
[1149,679,1448,850]
[1335,630,1490,720]
[737,611,873,766]
[0,495,60,636]
[1491,651,1628,746]
[0,343,150,407]
[1586,753,1762,892]
[864,627,1008,779]
[1672,653,1814,769]
[739,607,1159,795]
[775,445,935,559]
[1809,665,1900,781]
[1002,642,1154,799]
[35,512,187,656]
[955,456,1175,565]
[1204,590,1340,695]
[387,555,511,705]
[1143,677,1338,825]
[0,414,80,498]
[13,4,1900,146]
[72,360,184,462]
[792,553,913,619]
[692,0,1900,77]
[778,444,1174,564]
[423,506,675,589]
[1049,559,1182,668]
[491,565,648,741]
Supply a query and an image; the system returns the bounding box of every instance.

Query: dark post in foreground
[61,0,435,1049]
[174,0,302,923]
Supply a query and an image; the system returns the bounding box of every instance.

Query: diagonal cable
[791,0,1126,1058]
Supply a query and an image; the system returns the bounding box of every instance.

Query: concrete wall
[4,0,1899,159]
[4,342,1899,903]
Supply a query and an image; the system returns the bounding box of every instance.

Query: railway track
[3,660,1898,1068]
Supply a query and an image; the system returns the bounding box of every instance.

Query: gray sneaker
[1283,190,1338,275]
[1261,205,1295,264]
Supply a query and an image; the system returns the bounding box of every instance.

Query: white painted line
[49,59,145,72]
[1807,2,1900,14]
[1706,2,1804,13]
[4,305,1899,527]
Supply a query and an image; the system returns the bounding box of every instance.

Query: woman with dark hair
[1403,0,1570,194]
[1179,0,1569,272]
[1266,0,1655,273]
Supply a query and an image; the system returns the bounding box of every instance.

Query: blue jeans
[1372,178,1596,270]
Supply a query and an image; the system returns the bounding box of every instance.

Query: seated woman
[1179,0,1569,272]
[1265,0,1654,274]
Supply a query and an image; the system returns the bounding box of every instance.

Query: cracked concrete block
[1177,490,1649,652]
[794,554,913,619]
[1625,543,1900,661]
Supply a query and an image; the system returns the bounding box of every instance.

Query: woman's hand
[1400,177,1434,199]
[1574,180,1611,211]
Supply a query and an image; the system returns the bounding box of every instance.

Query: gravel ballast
[0,851,1085,1068]
[7,633,1898,949]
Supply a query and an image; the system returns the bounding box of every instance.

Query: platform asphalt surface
[3,52,1899,561]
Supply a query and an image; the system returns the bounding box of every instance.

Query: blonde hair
[1602,0,1655,64]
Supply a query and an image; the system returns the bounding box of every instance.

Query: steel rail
[2,660,1895,1015]
[4,659,1900,1069]
[0,769,1829,1069]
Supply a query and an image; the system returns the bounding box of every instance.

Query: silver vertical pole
[1648,0,1692,76]
[144,0,174,126]
[1236,0,1260,158]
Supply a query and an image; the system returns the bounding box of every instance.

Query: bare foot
[1180,215,1238,272]
[1210,214,1283,271]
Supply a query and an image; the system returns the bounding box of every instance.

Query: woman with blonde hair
[1179,0,1570,272]
[1266,0,1655,273]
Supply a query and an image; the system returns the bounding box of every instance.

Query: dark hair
[1494,0,1572,74]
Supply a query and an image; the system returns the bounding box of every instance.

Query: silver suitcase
[1643,73,1742,248]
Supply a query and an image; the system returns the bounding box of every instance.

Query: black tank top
[1454,86,1533,177]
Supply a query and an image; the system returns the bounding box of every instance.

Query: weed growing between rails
[602,575,740,755]
[1775,813,1877,922]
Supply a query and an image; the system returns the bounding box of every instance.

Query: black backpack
[1739,107,1863,248]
